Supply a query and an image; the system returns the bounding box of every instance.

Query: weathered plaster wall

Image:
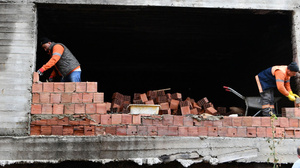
[0,2,36,135]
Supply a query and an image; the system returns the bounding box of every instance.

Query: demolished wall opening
[36,4,294,115]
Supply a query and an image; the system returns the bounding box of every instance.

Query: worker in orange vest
[255,62,299,116]
[37,37,81,82]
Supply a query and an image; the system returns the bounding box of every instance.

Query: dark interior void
[36,4,294,115]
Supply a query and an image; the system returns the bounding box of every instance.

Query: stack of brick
[111,92,131,113]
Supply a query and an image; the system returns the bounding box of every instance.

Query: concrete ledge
[0,136,298,167]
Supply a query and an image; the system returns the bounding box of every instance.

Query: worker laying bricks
[255,62,299,116]
[37,37,81,82]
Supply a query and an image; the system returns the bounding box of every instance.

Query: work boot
[262,108,271,116]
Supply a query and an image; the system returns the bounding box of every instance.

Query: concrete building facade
[1,0,300,166]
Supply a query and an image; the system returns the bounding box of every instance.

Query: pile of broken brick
[110,90,228,116]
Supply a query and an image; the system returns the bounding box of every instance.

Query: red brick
[32,93,40,104]
[252,117,261,127]
[168,126,178,136]
[213,120,223,127]
[61,93,72,103]
[158,126,169,136]
[140,93,148,102]
[79,118,90,125]
[160,102,169,110]
[198,126,208,136]
[295,129,300,138]
[285,128,295,138]
[148,126,158,136]
[132,115,141,125]
[295,108,300,117]
[86,82,97,92]
[33,72,39,83]
[227,127,237,137]
[43,83,54,92]
[261,117,271,127]
[232,117,242,126]
[89,114,101,125]
[53,82,64,92]
[275,127,285,138]
[279,117,289,127]
[42,104,52,114]
[112,114,122,125]
[96,103,107,114]
[47,117,58,125]
[162,115,174,126]
[257,127,267,137]
[173,116,184,126]
[190,108,198,115]
[75,82,87,92]
[218,127,228,137]
[222,117,232,126]
[170,99,180,110]
[116,126,127,136]
[137,126,148,136]
[242,117,252,127]
[193,119,203,126]
[236,127,247,137]
[30,125,41,135]
[64,104,75,114]
[84,126,95,136]
[83,93,94,103]
[50,93,61,104]
[95,126,106,135]
[52,104,63,115]
[183,116,193,126]
[39,93,50,103]
[85,103,96,114]
[74,126,84,135]
[152,115,163,126]
[101,114,112,125]
[64,82,76,92]
[202,120,213,127]
[188,127,198,136]
[72,93,83,103]
[58,117,69,125]
[247,127,256,137]
[205,107,217,115]
[142,117,153,125]
[52,126,63,135]
[127,125,138,135]
[75,104,85,114]
[32,83,42,93]
[181,106,190,115]
[41,126,52,135]
[208,127,218,137]
[289,118,299,127]
[94,92,104,103]
[272,118,280,127]
[31,119,47,125]
[63,126,74,135]
[31,104,42,114]
[178,127,188,136]
[121,114,132,125]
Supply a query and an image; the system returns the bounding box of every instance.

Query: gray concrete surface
[0,136,298,167]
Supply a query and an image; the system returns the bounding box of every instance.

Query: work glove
[289,91,299,98]
[37,70,43,76]
[287,93,296,101]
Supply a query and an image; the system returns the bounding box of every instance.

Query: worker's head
[297,146,300,158]
[287,62,299,77]
[39,37,52,52]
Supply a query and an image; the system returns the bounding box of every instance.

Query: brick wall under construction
[30,72,300,138]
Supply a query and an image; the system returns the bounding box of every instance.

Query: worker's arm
[274,70,290,96]
[38,44,64,73]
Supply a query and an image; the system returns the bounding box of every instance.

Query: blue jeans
[60,71,81,82]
